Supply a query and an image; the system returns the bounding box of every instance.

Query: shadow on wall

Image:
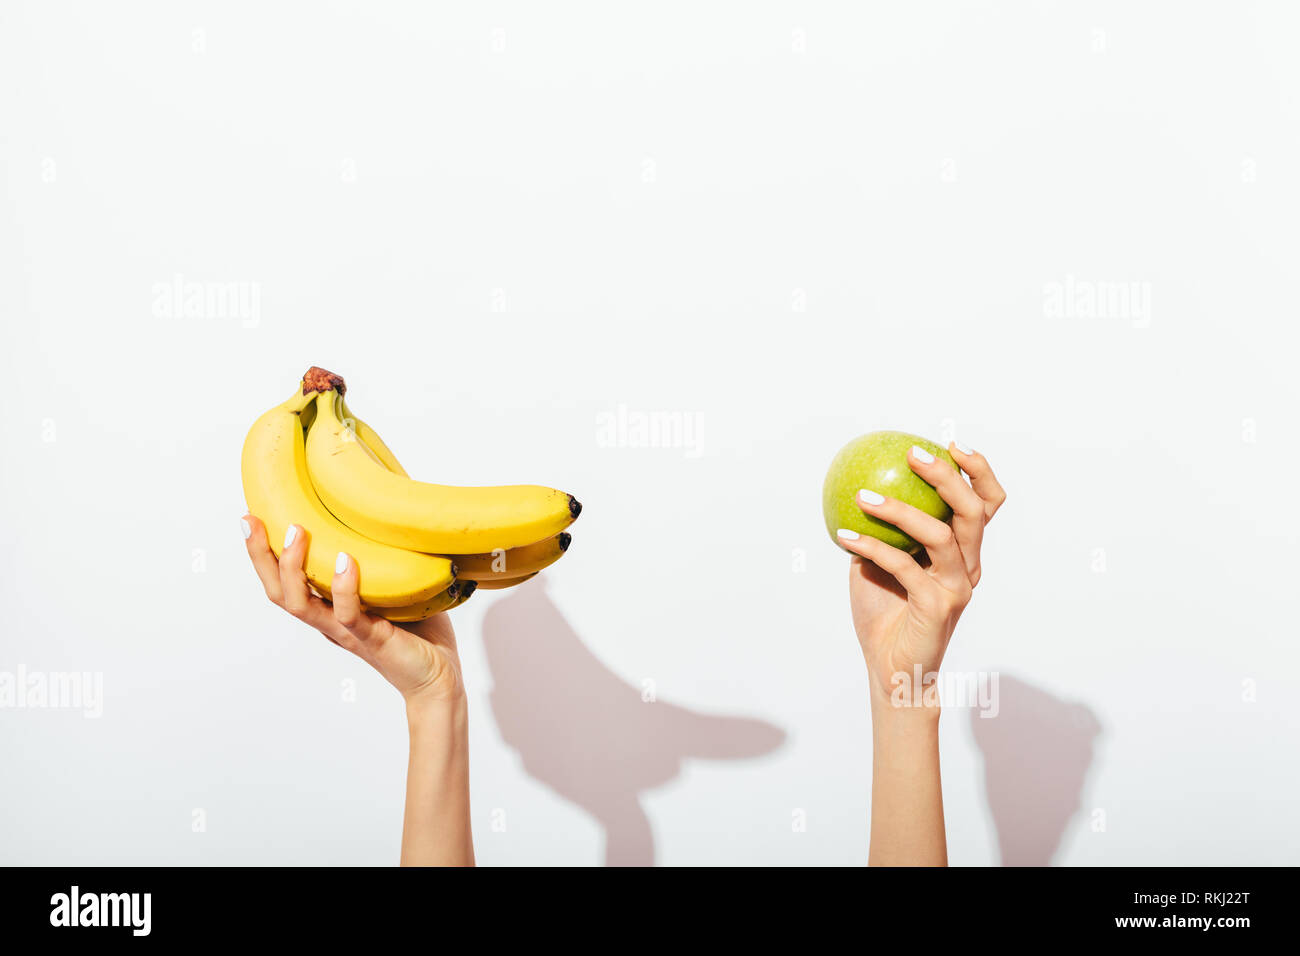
[481,576,786,866]
[969,675,1103,866]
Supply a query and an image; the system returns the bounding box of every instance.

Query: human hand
[835,444,1006,707]
[241,515,465,708]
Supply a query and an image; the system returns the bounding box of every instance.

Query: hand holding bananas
[241,366,582,622]
[241,513,469,704]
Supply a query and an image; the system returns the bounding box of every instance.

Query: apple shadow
[969,675,1103,866]
[480,576,786,866]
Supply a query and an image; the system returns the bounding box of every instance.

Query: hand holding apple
[825,436,1007,704]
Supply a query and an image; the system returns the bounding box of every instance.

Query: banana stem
[282,389,316,415]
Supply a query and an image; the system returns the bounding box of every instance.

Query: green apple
[822,430,959,553]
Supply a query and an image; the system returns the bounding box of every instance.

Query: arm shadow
[969,674,1103,866]
[480,575,786,866]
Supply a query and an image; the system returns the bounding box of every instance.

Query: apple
[822,430,959,553]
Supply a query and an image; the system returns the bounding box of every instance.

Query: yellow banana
[440,533,570,580]
[341,399,409,477]
[305,387,581,553]
[469,572,538,590]
[380,582,468,622]
[344,405,571,573]
[241,384,457,608]
[300,371,400,474]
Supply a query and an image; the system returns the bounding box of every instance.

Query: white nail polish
[284,525,298,548]
[911,445,935,464]
[335,552,349,575]
[954,441,973,455]
[858,489,885,505]
[837,528,861,541]
[240,518,251,540]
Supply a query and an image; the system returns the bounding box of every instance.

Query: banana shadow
[480,576,786,866]
[969,675,1103,866]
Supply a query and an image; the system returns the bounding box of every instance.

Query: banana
[241,385,457,608]
[302,380,400,475]
[305,387,581,553]
[384,580,480,621]
[380,582,464,622]
[345,406,571,573]
[440,533,570,580]
[341,399,409,478]
[469,572,538,590]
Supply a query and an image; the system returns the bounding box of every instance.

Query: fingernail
[954,441,973,454]
[335,552,349,575]
[240,518,251,540]
[837,528,861,541]
[911,445,935,464]
[284,525,298,548]
[858,489,885,506]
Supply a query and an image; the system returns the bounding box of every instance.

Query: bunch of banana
[241,366,581,621]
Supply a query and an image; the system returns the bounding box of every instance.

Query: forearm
[867,689,946,866]
[401,697,475,866]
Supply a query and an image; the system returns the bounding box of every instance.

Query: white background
[3,1,1298,866]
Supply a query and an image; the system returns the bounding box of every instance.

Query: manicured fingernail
[284,525,298,548]
[837,528,861,541]
[911,445,935,464]
[240,518,251,540]
[954,441,973,455]
[858,489,885,506]
[335,552,349,574]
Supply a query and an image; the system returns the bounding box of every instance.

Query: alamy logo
[890,667,1000,717]
[595,404,704,458]
[0,665,102,718]
[1043,274,1151,328]
[151,273,261,327]
[50,886,151,936]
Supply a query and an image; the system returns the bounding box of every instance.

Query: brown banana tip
[449,561,459,578]
[448,583,460,599]
[558,532,572,552]
[301,366,346,396]
[460,580,478,598]
[568,495,582,519]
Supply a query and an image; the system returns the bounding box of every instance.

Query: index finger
[242,514,284,605]
[949,443,1007,521]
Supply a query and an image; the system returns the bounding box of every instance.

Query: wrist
[869,674,942,726]
[405,691,468,734]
